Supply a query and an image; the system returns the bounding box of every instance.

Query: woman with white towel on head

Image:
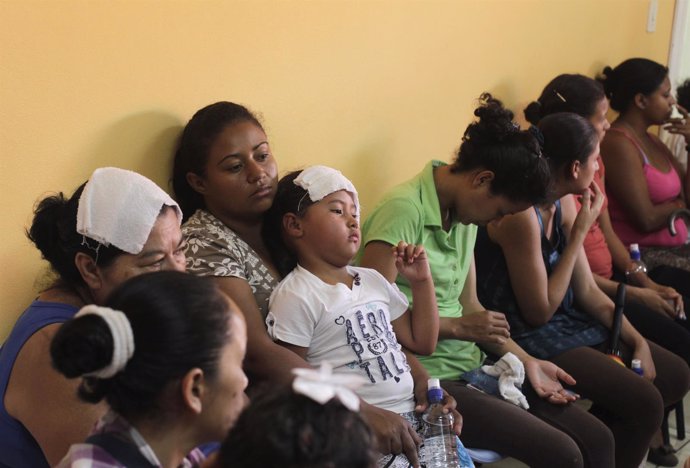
[0,168,186,467]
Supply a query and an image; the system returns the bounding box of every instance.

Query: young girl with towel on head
[263,165,472,468]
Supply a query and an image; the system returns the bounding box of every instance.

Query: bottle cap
[629,244,641,261]
[427,378,443,403]
[631,359,642,369]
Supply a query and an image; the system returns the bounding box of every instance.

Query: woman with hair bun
[474,108,690,468]
[599,58,690,283]
[0,167,187,467]
[52,271,248,468]
[359,94,614,468]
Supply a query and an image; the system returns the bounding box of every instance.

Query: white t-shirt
[267,264,415,413]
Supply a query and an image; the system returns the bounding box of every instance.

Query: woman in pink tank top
[599,59,690,281]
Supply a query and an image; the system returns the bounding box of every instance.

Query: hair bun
[465,93,518,144]
[523,100,543,125]
[27,193,70,265]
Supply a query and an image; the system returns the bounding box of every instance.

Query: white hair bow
[292,361,366,411]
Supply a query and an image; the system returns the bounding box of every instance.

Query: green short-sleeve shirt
[358,160,484,380]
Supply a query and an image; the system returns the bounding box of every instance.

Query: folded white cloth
[77,167,182,254]
[294,165,360,217]
[481,352,529,409]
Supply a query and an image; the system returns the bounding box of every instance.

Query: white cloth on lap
[481,352,529,409]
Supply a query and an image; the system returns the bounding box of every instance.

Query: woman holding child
[172,102,448,466]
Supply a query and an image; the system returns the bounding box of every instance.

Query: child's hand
[392,241,431,284]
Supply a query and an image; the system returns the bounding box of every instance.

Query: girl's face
[202,308,249,441]
[193,121,278,222]
[642,76,676,124]
[588,98,611,142]
[575,143,601,192]
[297,190,360,268]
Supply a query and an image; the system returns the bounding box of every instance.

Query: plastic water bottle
[631,359,643,376]
[422,379,460,468]
[625,244,647,282]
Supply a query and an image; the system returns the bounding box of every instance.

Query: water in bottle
[422,378,460,468]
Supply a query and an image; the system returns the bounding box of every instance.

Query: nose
[349,213,359,228]
[603,118,611,131]
[163,253,187,272]
[246,159,265,183]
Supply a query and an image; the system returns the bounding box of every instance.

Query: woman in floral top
[172,101,446,467]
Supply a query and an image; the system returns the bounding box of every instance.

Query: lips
[252,185,273,198]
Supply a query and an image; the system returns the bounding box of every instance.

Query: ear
[570,160,582,180]
[282,213,304,239]
[471,170,495,189]
[634,93,647,110]
[181,368,205,415]
[74,252,104,290]
[186,172,207,195]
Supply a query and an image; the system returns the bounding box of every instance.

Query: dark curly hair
[218,383,376,468]
[172,101,264,220]
[452,93,551,204]
[26,184,124,290]
[676,79,690,111]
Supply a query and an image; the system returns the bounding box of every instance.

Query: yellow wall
[0,0,676,340]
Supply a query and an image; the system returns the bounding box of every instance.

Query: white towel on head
[294,165,360,217]
[481,352,529,409]
[77,167,182,254]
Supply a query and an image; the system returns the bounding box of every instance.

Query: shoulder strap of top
[554,199,562,226]
[608,127,650,165]
[533,206,545,235]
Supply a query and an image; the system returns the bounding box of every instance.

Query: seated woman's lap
[622,298,690,366]
[441,379,609,468]
[549,343,689,467]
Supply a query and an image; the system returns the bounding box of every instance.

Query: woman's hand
[650,283,685,319]
[451,311,510,345]
[632,338,656,381]
[524,358,578,405]
[631,286,683,320]
[393,241,432,285]
[664,104,690,145]
[414,384,463,436]
[572,183,605,238]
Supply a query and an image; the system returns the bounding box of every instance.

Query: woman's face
[94,208,186,303]
[193,121,278,222]
[642,76,676,124]
[202,307,249,441]
[588,98,611,142]
[575,142,601,192]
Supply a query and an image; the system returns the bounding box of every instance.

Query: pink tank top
[605,127,687,247]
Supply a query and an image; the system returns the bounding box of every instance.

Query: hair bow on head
[292,361,366,411]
